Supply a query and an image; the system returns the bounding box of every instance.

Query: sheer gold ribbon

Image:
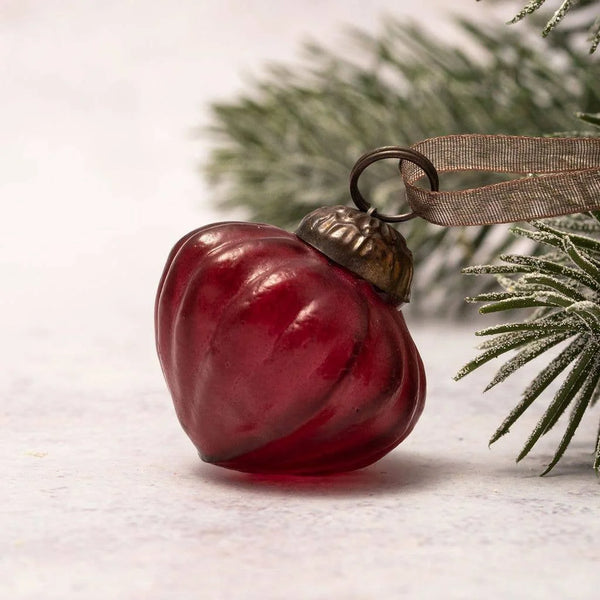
[400,135,600,226]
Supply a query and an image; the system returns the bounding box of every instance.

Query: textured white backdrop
[2,1,599,598]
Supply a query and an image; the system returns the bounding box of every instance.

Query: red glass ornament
[156,223,425,475]
[155,147,436,475]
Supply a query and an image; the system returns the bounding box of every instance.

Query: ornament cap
[296,205,413,305]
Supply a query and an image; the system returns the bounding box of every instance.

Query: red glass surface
[155,222,426,475]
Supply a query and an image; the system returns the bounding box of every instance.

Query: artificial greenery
[205,17,600,314]
[454,2,600,473]
[456,211,600,474]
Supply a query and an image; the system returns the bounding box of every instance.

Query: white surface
[2,2,599,599]
[4,323,600,599]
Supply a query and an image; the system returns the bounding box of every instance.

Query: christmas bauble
[155,206,425,475]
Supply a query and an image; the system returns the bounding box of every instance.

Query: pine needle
[509,1,548,25]
[542,1,575,38]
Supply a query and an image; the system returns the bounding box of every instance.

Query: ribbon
[400,135,600,226]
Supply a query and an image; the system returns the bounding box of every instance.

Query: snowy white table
[3,317,599,599]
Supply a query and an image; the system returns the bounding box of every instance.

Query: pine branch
[458,214,600,474]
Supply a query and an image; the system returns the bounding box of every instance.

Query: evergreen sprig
[204,17,600,314]
[456,213,600,474]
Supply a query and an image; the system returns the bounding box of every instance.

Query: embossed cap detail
[295,206,413,305]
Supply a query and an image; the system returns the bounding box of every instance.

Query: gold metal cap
[296,206,413,305]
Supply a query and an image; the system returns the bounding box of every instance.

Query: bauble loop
[349,146,439,222]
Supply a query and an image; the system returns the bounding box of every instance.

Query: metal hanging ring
[349,146,439,223]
